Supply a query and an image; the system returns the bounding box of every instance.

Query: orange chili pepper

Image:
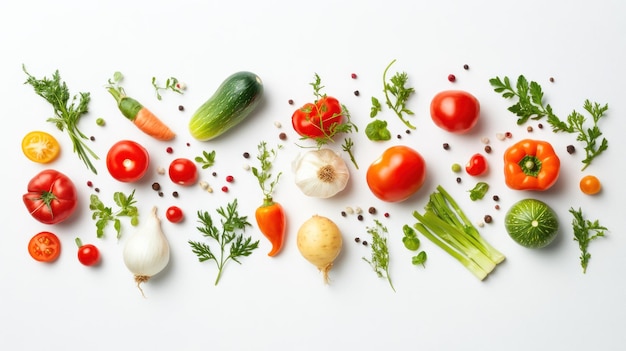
[255,198,286,256]
[503,139,560,191]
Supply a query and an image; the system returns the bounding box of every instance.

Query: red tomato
[366,146,427,202]
[23,169,78,224]
[28,231,61,263]
[166,206,184,223]
[106,140,150,182]
[291,96,344,139]
[169,158,198,186]
[430,90,480,133]
[466,153,488,176]
[76,239,100,266]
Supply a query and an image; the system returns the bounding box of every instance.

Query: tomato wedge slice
[21,131,61,163]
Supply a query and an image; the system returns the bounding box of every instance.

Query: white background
[1,1,625,350]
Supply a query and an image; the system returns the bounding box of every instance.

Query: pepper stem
[518,155,542,177]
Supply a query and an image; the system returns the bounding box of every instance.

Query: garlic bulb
[292,148,350,198]
[123,206,170,297]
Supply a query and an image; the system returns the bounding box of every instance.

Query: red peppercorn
[87,181,93,187]
[384,212,390,218]
[166,147,173,154]
[221,186,228,193]
[226,175,234,183]
[351,73,357,79]
[448,74,456,82]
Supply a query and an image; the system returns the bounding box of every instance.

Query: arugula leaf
[89,190,139,239]
[188,199,259,285]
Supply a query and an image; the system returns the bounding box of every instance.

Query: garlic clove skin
[123,206,170,296]
[293,149,350,198]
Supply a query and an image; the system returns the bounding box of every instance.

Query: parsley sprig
[188,199,259,285]
[570,207,608,274]
[363,219,395,292]
[89,190,139,239]
[23,65,99,174]
[490,75,609,170]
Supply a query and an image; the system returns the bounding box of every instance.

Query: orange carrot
[106,86,175,141]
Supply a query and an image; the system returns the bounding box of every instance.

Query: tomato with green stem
[292,96,344,140]
[106,140,150,182]
[75,238,100,266]
[23,169,78,225]
[28,231,61,263]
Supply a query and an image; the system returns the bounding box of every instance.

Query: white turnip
[297,215,343,284]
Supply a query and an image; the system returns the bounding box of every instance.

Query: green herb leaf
[151,76,184,100]
[89,190,139,239]
[362,220,395,292]
[365,119,392,141]
[411,251,427,267]
[195,150,216,169]
[569,207,607,273]
[382,60,416,129]
[251,141,282,201]
[370,96,382,117]
[468,182,489,201]
[188,199,258,285]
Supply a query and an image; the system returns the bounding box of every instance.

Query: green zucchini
[189,71,263,141]
[505,198,559,249]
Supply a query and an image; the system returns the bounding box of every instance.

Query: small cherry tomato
[430,90,480,133]
[106,140,150,182]
[166,206,184,223]
[75,238,100,266]
[168,158,198,186]
[28,231,61,263]
[366,145,427,202]
[579,175,601,195]
[21,131,61,164]
[466,153,488,176]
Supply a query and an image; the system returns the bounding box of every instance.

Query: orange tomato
[579,175,601,195]
[21,131,61,163]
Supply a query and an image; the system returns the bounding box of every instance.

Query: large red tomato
[366,146,427,202]
[23,169,78,224]
[106,140,150,182]
[430,90,480,133]
[292,96,344,139]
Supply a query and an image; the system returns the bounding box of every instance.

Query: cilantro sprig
[188,199,259,285]
[363,220,395,292]
[89,190,139,239]
[490,75,609,170]
[151,76,184,100]
[570,207,608,274]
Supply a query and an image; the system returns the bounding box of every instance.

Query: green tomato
[505,198,559,248]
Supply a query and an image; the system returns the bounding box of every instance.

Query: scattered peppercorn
[221,186,228,193]
[178,105,184,111]
[484,215,493,224]
[212,172,217,177]
[362,241,368,246]
[451,163,462,173]
[94,188,100,193]
[341,211,347,217]
[484,145,492,153]
[152,182,161,191]
[368,207,376,214]
[549,77,555,83]
[243,152,250,159]
[448,74,456,82]
[90,136,95,141]
[354,237,360,243]
[186,142,191,147]
[505,132,512,138]
[172,191,179,198]
[456,177,462,183]
[405,129,411,134]
[495,204,500,210]
[443,143,450,150]
[354,90,360,96]
[351,73,358,79]
[87,181,93,187]
[567,145,576,154]
[397,134,402,139]
[279,132,287,140]
[158,191,163,197]
[463,64,469,70]
[384,212,390,218]
[96,118,105,126]
[166,147,173,154]
[492,195,500,201]
[288,99,294,105]
[226,175,234,183]
[538,123,543,129]
[357,214,363,221]
[527,126,533,132]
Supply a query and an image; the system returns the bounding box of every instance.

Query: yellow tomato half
[21,131,61,163]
